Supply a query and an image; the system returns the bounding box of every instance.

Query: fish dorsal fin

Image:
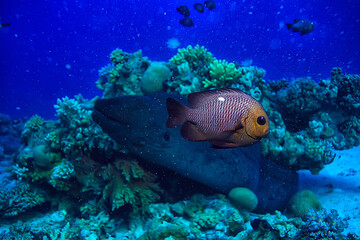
[294,19,301,23]
[187,88,245,108]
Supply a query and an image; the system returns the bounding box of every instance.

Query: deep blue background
[1,0,359,119]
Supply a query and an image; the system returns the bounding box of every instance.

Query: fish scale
[188,95,250,136]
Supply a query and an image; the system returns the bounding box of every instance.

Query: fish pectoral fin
[180,121,207,142]
[233,118,244,131]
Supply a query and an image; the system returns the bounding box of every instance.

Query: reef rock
[92,94,298,212]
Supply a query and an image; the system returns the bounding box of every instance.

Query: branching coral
[134,194,249,240]
[275,77,330,132]
[338,116,360,147]
[299,209,349,239]
[202,60,242,88]
[261,108,336,173]
[49,160,75,191]
[250,210,302,239]
[332,68,360,114]
[169,45,215,73]
[96,49,150,98]
[102,158,163,214]
[0,183,45,218]
[24,115,44,132]
[15,95,119,193]
[54,95,116,161]
[76,211,115,239]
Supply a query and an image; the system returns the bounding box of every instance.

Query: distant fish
[194,3,205,13]
[240,59,253,67]
[166,88,270,148]
[176,5,190,16]
[179,17,194,27]
[204,0,216,10]
[166,38,181,49]
[286,19,314,35]
[0,23,11,29]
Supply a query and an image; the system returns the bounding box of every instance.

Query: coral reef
[2,46,360,238]
[169,45,215,75]
[202,59,242,88]
[0,209,116,240]
[285,190,322,218]
[0,183,45,218]
[96,48,150,98]
[140,61,171,94]
[13,94,164,219]
[298,209,350,239]
[228,187,258,211]
[332,67,360,115]
[260,68,360,172]
[101,158,163,214]
[132,194,251,239]
[124,194,355,239]
[24,114,44,132]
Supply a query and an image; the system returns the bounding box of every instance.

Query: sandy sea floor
[299,145,360,235]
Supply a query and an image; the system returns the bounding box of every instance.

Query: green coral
[76,211,115,239]
[202,59,242,88]
[0,183,45,218]
[102,158,163,214]
[139,224,189,240]
[249,210,302,240]
[261,109,336,173]
[96,49,150,98]
[332,68,360,114]
[1,210,80,240]
[49,160,75,191]
[54,95,115,161]
[24,114,44,132]
[110,48,126,66]
[169,45,215,72]
[339,116,360,147]
[286,190,322,218]
[192,212,220,231]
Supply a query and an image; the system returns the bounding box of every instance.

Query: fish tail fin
[286,23,293,30]
[166,98,188,128]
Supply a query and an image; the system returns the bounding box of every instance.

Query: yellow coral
[24,115,44,132]
[203,60,242,88]
[110,48,126,65]
[170,45,215,71]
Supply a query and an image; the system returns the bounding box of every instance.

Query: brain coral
[140,62,171,95]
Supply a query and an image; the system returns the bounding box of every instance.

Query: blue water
[1,0,359,119]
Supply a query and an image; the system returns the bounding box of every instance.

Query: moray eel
[92,93,298,213]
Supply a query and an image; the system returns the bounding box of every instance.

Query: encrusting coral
[96,48,150,98]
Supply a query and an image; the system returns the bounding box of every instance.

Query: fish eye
[257,116,266,125]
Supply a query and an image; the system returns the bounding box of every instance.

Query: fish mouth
[245,130,262,141]
[245,128,269,141]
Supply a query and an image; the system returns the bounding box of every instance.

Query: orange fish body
[166,88,270,148]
